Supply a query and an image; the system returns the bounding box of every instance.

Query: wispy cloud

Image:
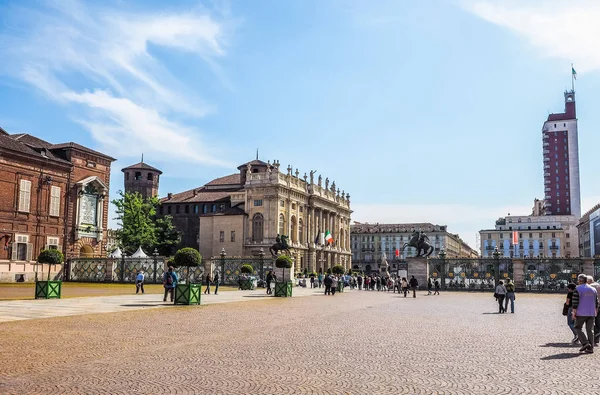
[463,0,600,72]
[0,0,233,166]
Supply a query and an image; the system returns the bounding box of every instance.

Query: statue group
[402,231,434,257]
[270,234,292,257]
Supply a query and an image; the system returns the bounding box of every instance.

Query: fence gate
[428,258,513,291]
[216,256,270,285]
[523,259,582,292]
[69,256,170,284]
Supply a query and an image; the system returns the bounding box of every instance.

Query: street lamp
[492,246,501,286]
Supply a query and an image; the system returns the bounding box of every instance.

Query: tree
[173,248,202,282]
[154,215,181,256]
[112,191,180,255]
[112,191,157,253]
[332,265,345,275]
[38,249,64,281]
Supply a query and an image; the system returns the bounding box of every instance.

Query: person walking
[434,279,440,295]
[162,266,178,302]
[213,272,220,295]
[135,270,145,294]
[504,278,516,313]
[587,276,600,346]
[204,273,211,294]
[409,276,418,298]
[357,275,363,290]
[310,273,315,289]
[318,272,324,288]
[401,277,408,297]
[324,274,332,295]
[331,275,338,296]
[565,283,578,344]
[572,274,598,353]
[427,278,433,295]
[266,271,274,295]
[495,281,507,313]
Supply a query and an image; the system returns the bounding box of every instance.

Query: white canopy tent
[109,247,122,258]
[130,246,148,258]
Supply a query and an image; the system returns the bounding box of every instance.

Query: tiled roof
[160,189,239,204]
[205,173,241,186]
[0,134,71,165]
[121,162,163,174]
[50,142,116,161]
[12,134,53,148]
[236,159,268,170]
[350,223,445,234]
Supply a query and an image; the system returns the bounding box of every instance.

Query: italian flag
[325,230,334,244]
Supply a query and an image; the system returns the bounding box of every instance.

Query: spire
[141,153,144,163]
[256,149,259,160]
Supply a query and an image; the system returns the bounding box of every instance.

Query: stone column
[583,258,594,278]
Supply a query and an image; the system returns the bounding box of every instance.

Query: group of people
[493,278,516,313]
[564,274,600,354]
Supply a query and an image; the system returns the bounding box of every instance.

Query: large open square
[1,289,599,395]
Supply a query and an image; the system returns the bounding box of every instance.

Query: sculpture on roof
[402,231,434,257]
[325,177,329,190]
[318,175,322,187]
[310,170,316,184]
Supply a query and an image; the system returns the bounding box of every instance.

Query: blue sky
[1,0,600,249]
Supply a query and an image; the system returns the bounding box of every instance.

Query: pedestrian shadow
[540,343,577,348]
[540,353,581,360]
[120,304,161,307]
[243,295,270,298]
[482,312,501,314]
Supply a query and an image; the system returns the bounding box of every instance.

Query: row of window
[10,234,59,261]
[219,231,236,243]
[125,172,156,181]
[17,180,61,216]
[487,232,568,239]
[277,200,304,212]
[159,203,223,215]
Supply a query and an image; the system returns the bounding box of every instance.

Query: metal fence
[523,259,582,292]
[215,256,274,285]
[428,258,513,291]
[68,256,202,284]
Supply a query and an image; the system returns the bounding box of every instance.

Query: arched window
[298,219,303,243]
[278,214,285,235]
[291,216,297,243]
[252,213,264,242]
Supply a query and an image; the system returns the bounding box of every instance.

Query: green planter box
[239,278,255,290]
[337,282,344,293]
[35,280,62,299]
[174,283,201,305]
[274,282,293,297]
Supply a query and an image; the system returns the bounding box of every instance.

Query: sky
[1,0,600,250]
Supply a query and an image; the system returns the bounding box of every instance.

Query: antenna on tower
[256,149,259,160]
[141,153,144,163]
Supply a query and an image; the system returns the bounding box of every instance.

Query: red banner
[512,231,518,245]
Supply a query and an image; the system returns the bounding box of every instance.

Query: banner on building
[512,231,518,245]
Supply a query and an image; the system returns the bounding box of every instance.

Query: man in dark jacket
[324,274,333,295]
[409,276,419,298]
[213,272,220,295]
[204,273,211,295]
[266,271,274,295]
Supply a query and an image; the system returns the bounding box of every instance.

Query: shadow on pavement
[482,312,501,315]
[120,304,161,307]
[540,343,577,348]
[243,295,270,298]
[540,353,581,360]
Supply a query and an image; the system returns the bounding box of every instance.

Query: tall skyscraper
[542,90,581,218]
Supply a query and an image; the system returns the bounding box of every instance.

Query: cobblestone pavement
[2,290,600,394]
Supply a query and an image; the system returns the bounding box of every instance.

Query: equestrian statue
[270,234,292,257]
[401,231,434,257]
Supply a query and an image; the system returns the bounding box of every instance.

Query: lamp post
[258,247,265,279]
[152,248,159,283]
[492,246,501,287]
[438,248,446,290]
[220,248,226,284]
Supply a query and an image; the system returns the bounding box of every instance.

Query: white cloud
[463,0,600,72]
[0,0,232,165]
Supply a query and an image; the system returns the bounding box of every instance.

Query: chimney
[193,190,198,196]
[167,193,173,199]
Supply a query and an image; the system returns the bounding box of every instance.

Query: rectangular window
[551,232,556,238]
[49,186,61,216]
[167,206,171,214]
[135,171,142,180]
[529,233,532,238]
[176,206,180,214]
[194,205,199,214]
[231,231,235,242]
[254,200,263,206]
[12,234,32,261]
[566,233,570,238]
[47,237,59,250]
[159,206,163,215]
[299,206,303,212]
[219,231,225,243]
[147,173,153,181]
[18,179,32,212]
[487,234,491,239]
[292,203,296,210]
[567,242,571,248]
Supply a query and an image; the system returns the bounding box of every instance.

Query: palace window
[49,186,61,217]
[12,234,32,261]
[252,213,264,242]
[219,231,225,243]
[254,200,263,206]
[194,205,199,214]
[46,237,59,250]
[18,179,32,212]
[278,214,285,235]
[147,173,153,181]
[135,172,142,180]
[231,231,236,242]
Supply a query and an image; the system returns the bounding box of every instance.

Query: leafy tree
[112,191,180,255]
[38,249,64,281]
[332,265,345,275]
[275,255,293,268]
[173,248,202,282]
[154,215,181,256]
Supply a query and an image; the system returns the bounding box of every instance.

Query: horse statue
[401,231,434,257]
[269,234,292,257]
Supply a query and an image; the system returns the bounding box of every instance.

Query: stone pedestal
[407,258,428,289]
[512,259,525,291]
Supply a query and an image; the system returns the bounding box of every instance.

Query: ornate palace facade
[157,159,352,273]
[0,127,114,281]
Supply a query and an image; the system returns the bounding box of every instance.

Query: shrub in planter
[239,264,255,290]
[172,248,202,305]
[274,255,293,297]
[332,265,345,275]
[36,249,64,299]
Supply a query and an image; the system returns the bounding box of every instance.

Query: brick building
[0,127,114,281]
